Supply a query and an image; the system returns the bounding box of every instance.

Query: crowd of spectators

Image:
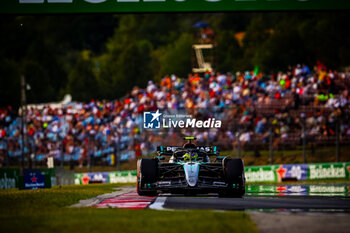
[0,63,350,167]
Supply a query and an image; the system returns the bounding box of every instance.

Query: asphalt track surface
[86,185,350,233]
[84,184,350,211]
[150,184,350,211]
[153,190,350,233]
[159,194,350,211]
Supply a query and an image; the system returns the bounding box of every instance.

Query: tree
[97,32,154,99]
[253,21,309,72]
[67,52,98,102]
[23,60,55,103]
[215,30,242,73]
[153,33,193,79]
[0,59,20,108]
[240,16,271,71]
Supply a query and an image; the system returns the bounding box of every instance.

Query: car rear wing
[156,146,220,155]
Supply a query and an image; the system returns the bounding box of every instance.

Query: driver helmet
[183,152,198,161]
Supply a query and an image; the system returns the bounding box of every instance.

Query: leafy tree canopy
[0,12,349,107]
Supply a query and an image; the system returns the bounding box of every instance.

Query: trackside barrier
[0,168,20,189]
[74,170,137,185]
[2,162,348,189]
[73,162,350,185]
[247,184,350,196]
[245,162,350,182]
[0,168,56,189]
[18,169,52,190]
[56,168,75,185]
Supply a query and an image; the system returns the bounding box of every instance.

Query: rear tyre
[137,159,158,196]
[222,158,245,197]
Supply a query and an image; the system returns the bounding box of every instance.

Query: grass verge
[0,184,258,233]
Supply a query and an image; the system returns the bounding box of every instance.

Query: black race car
[137,137,245,197]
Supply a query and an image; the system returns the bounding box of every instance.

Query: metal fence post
[302,120,307,163]
[117,135,120,171]
[88,134,92,172]
[60,139,64,168]
[336,116,340,162]
[237,130,241,158]
[1,139,10,167]
[20,75,26,169]
[114,133,120,171]
[269,124,273,164]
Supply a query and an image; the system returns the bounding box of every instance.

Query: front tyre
[222,158,245,197]
[137,159,158,196]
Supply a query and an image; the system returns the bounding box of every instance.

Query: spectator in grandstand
[1,63,350,167]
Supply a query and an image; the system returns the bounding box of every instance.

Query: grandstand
[0,63,349,168]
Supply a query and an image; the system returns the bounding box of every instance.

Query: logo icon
[31,176,37,183]
[143,110,162,129]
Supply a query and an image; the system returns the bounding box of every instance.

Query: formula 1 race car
[137,137,245,197]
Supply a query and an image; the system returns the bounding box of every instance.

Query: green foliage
[23,60,55,103]
[96,15,145,98]
[154,33,193,79]
[0,15,116,106]
[253,21,308,72]
[115,40,153,96]
[97,18,154,99]
[67,53,99,102]
[240,17,271,71]
[247,12,350,72]
[297,12,350,69]
[216,30,242,73]
[0,59,20,108]
[1,13,350,106]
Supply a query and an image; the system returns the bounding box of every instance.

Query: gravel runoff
[250,212,350,233]
[70,186,135,207]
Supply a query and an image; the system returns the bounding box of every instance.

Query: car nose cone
[183,163,199,187]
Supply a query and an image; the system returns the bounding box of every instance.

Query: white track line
[148,197,167,210]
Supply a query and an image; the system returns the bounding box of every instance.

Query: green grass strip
[0,184,258,233]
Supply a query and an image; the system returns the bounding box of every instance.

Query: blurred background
[0,12,350,171]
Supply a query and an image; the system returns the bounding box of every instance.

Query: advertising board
[1,0,350,14]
